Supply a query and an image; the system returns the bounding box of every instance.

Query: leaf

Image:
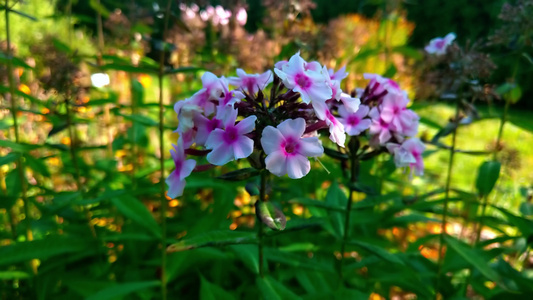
[0,52,34,69]
[323,147,348,160]
[392,46,423,60]
[24,154,51,177]
[165,66,203,74]
[86,281,160,300]
[256,276,300,300]
[348,240,405,265]
[0,271,30,280]
[0,140,40,153]
[229,244,259,274]
[131,79,145,106]
[52,38,72,54]
[325,182,346,239]
[288,198,345,212]
[256,201,286,231]
[167,231,256,252]
[0,152,20,166]
[383,64,397,78]
[264,248,334,273]
[217,168,260,181]
[1,6,37,21]
[200,276,235,300]
[118,112,158,127]
[110,195,162,238]
[0,237,94,266]
[475,161,501,197]
[89,0,110,17]
[443,235,501,283]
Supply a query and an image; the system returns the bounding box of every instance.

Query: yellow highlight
[18,84,31,95]
[169,200,179,207]
[61,137,71,146]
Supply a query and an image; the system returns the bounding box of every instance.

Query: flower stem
[5,0,35,274]
[339,137,359,281]
[158,1,172,298]
[258,170,267,277]
[435,98,461,297]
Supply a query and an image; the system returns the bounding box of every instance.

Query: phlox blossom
[386,138,425,176]
[425,33,456,55]
[368,107,393,144]
[338,104,371,136]
[166,138,197,198]
[205,108,257,165]
[228,69,273,95]
[261,118,324,179]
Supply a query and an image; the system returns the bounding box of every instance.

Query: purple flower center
[435,39,445,49]
[223,126,239,144]
[295,73,311,89]
[208,118,222,132]
[282,137,300,155]
[379,118,389,128]
[347,115,360,126]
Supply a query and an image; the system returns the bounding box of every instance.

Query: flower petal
[277,118,306,139]
[299,137,324,157]
[265,150,288,177]
[166,171,185,198]
[206,145,234,166]
[232,136,254,159]
[261,126,284,154]
[235,115,257,135]
[179,159,197,180]
[286,154,311,179]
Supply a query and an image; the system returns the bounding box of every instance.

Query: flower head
[205,108,257,165]
[338,104,372,136]
[166,138,197,198]
[228,69,273,95]
[387,138,425,176]
[261,118,324,179]
[425,33,456,55]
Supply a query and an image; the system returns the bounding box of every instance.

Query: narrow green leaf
[0,237,94,266]
[110,195,162,238]
[392,46,423,60]
[443,235,501,282]
[256,201,286,231]
[348,240,405,265]
[165,66,203,74]
[0,152,20,166]
[89,0,110,17]
[475,161,501,197]
[0,271,30,280]
[167,231,256,252]
[0,52,34,69]
[229,244,259,274]
[24,154,51,177]
[217,168,260,181]
[86,281,160,300]
[200,276,235,300]
[3,7,37,21]
[325,182,346,239]
[256,276,300,300]
[288,198,345,212]
[0,140,40,153]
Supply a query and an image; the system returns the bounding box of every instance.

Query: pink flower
[364,73,403,96]
[228,69,273,95]
[369,107,393,144]
[380,92,409,129]
[166,138,197,198]
[218,77,245,108]
[338,93,360,113]
[193,106,230,146]
[323,66,342,101]
[187,72,225,115]
[386,138,425,176]
[324,109,346,147]
[274,60,288,69]
[261,118,324,179]
[328,65,348,81]
[205,108,257,165]
[425,33,456,55]
[236,7,247,26]
[174,100,202,134]
[274,52,332,105]
[338,104,371,136]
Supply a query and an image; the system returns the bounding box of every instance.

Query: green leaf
[0,271,30,280]
[475,161,501,197]
[86,281,160,300]
[167,231,256,252]
[325,182,346,239]
[217,168,260,181]
[256,201,286,231]
[348,240,405,265]
[1,6,37,21]
[200,276,236,300]
[229,244,259,274]
[256,276,300,300]
[52,38,72,54]
[264,248,334,273]
[165,66,203,74]
[392,46,423,60]
[0,237,94,266]
[24,154,51,177]
[118,112,158,127]
[0,152,20,166]
[288,198,345,212]
[383,64,397,78]
[0,52,34,69]
[323,147,348,160]
[443,235,501,283]
[0,140,40,153]
[131,79,145,106]
[110,195,162,238]
[89,0,110,17]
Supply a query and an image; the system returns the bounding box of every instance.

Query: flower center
[435,39,445,49]
[348,116,360,126]
[295,73,311,89]
[282,137,299,155]
[208,118,222,132]
[223,126,239,143]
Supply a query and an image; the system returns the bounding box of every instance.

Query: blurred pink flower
[364,73,403,96]
[386,138,425,176]
[261,118,324,179]
[425,33,456,55]
[166,138,197,198]
[328,65,348,81]
[205,108,257,165]
[324,109,346,147]
[218,77,245,108]
[236,7,247,26]
[228,69,273,95]
[338,104,371,136]
[369,107,393,144]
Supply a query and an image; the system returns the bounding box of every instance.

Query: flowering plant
[167,52,424,200]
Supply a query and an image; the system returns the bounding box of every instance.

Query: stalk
[258,170,267,277]
[435,97,461,296]
[158,0,172,298]
[5,0,35,273]
[339,137,359,280]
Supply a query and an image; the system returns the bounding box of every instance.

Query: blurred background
[1,0,532,299]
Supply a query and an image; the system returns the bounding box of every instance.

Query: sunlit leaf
[348,240,405,265]
[256,201,286,231]
[86,281,160,300]
[0,271,30,280]
[167,231,256,253]
[475,161,501,197]
[110,195,162,238]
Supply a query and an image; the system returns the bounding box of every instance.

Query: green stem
[339,137,359,281]
[258,170,267,278]
[158,0,172,298]
[435,97,461,297]
[5,0,35,274]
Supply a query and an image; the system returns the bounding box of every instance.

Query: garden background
[1,0,533,299]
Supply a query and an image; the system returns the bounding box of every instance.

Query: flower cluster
[424,33,456,56]
[167,52,424,198]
